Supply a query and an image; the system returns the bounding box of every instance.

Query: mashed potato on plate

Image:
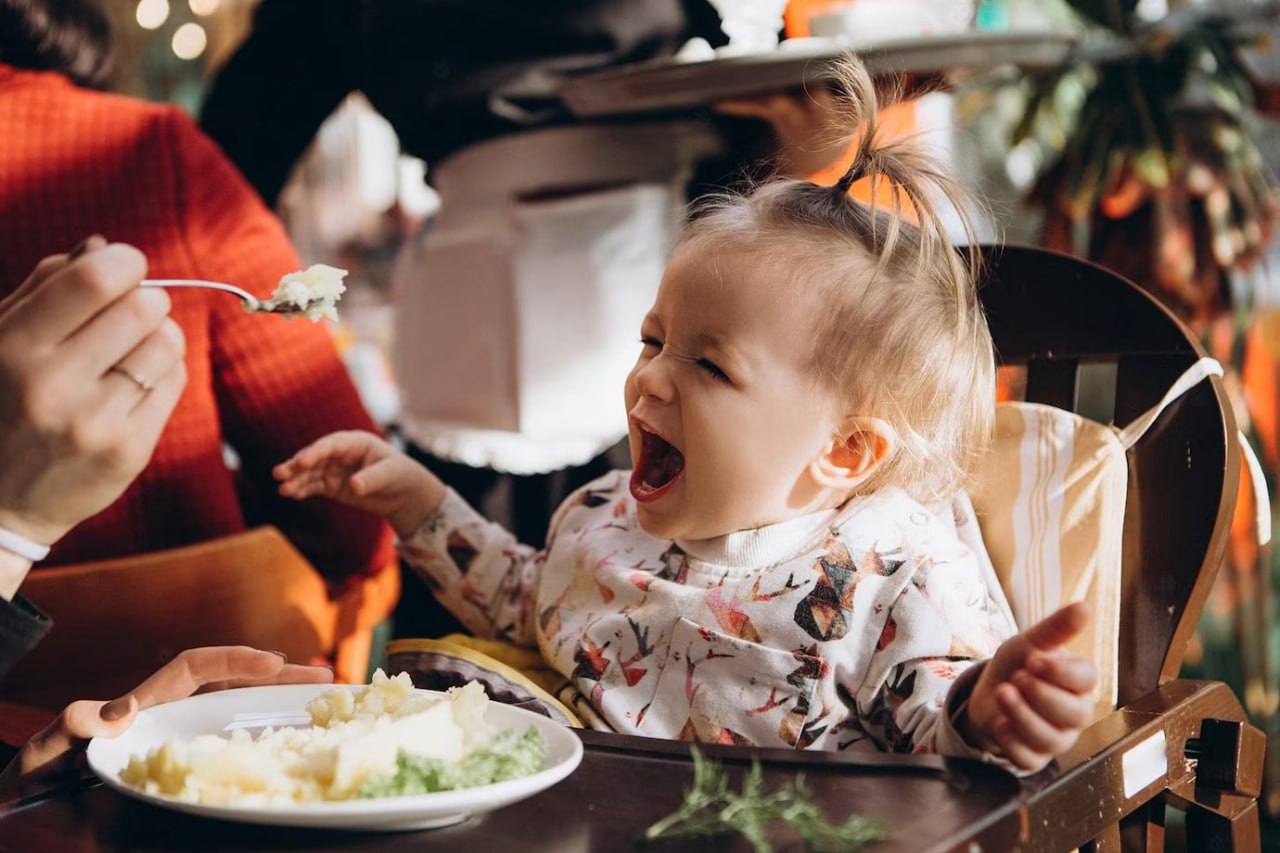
[118,672,540,806]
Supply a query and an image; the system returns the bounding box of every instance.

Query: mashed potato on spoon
[260,264,348,322]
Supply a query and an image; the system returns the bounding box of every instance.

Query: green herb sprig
[641,748,885,852]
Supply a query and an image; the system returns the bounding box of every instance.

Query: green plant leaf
[1011,71,1067,146]
[1131,147,1171,188]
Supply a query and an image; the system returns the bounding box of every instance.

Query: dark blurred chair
[980,244,1262,851]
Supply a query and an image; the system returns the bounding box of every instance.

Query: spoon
[141,279,323,316]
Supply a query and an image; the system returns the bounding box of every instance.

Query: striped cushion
[970,402,1126,721]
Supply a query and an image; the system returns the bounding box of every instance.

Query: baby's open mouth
[630,429,685,503]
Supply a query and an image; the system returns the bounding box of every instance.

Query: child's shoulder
[834,487,968,558]
[839,485,938,525]
[831,490,999,617]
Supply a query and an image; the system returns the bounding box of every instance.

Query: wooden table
[0,680,1263,851]
[0,728,1026,851]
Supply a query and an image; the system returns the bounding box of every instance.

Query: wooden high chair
[979,245,1263,851]
[0,527,399,712]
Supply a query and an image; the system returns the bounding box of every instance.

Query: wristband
[0,525,51,561]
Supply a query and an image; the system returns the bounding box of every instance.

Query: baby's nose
[632,355,675,403]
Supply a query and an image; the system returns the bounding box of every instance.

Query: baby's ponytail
[679,53,996,504]
[825,56,983,334]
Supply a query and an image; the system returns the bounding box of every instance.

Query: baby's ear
[809,417,897,491]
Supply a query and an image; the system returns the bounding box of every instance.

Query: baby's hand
[273,430,444,537]
[960,601,1098,772]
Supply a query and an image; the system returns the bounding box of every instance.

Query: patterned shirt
[401,470,1015,756]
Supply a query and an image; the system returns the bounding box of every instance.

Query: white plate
[86,684,584,832]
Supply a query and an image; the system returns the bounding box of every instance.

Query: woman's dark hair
[0,0,114,89]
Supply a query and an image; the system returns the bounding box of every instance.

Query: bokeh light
[171,22,208,60]
[135,0,169,30]
[188,0,221,15]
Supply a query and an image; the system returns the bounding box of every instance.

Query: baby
[275,58,1096,772]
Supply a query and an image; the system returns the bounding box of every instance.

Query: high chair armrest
[1015,679,1262,852]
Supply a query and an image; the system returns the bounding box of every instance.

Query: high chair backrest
[976,245,1238,706]
[0,527,375,711]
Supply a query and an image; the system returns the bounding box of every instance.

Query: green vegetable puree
[356,726,545,798]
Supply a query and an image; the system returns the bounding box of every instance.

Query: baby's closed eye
[696,358,730,383]
[638,335,731,384]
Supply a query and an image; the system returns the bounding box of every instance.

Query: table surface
[0,729,1026,852]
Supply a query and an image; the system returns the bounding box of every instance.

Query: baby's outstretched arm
[273,430,445,537]
[958,602,1098,772]
[278,429,549,644]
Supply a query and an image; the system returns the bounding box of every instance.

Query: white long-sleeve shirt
[400,470,1014,756]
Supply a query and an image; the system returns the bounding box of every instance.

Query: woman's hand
[0,238,186,558]
[2,646,332,786]
[959,602,1099,772]
[714,87,846,179]
[274,430,445,537]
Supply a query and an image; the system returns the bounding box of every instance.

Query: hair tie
[834,161,861,194]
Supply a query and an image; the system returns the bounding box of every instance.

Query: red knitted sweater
[0,65,394,584]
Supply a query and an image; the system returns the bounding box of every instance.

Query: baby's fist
[961,601,1098,771]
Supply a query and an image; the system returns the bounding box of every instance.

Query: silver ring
[110,364,154,393]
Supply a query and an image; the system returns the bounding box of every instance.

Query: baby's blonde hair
[679,56,994,503]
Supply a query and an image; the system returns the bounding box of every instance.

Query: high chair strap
[1116,357,1223,449]
[1116,357,1271,545]
[1240,431,1272,545]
